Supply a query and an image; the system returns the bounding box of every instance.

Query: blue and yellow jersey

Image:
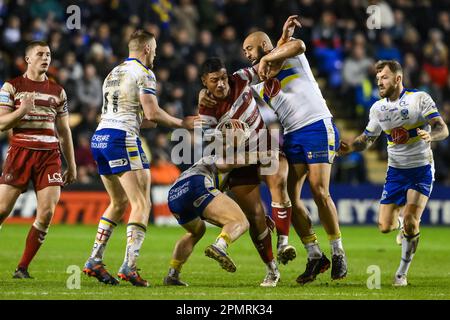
[364,89,440,169]
[251,53,333,134]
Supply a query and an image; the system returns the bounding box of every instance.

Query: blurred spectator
[423,29,449,88]
[375,32,402,63]
[172,0,199,41]
[342,45,374,88]
[2,15,21,52]
[76,63,103,110]
[312,10,343,88]
[402,53,421,88]
[182,63,201,116]
[74,133,97,184]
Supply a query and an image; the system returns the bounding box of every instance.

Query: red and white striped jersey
[199,68,267,150]
[0,75,68,150]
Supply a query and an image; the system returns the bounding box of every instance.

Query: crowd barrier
[5,184,450,225]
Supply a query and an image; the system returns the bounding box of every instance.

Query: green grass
[0,225,450,300]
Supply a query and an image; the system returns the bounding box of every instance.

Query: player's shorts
[282,118,340,164]
[168,175,220,225]
[380,164,434,206]
[0,145,63,191]
[91,128,150,175]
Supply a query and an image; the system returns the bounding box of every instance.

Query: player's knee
[192,223,206,240]
[311,185,329,204]
[112,196,129,212]
[130,196,151,214]
[36,213,53,229]
[403,215,420,234]
[240,218,250,232]
[378,222,393,234]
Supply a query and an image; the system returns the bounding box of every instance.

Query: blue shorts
[282,118,340,164]
[168,175,220,225]
[91,128,150,175]
[380,164,434,206]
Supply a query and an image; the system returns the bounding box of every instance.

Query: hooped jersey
[96,58,157,135]
[364,89,440,169]
[0,75,68,150]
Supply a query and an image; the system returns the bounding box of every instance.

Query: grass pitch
[0,225,449,300]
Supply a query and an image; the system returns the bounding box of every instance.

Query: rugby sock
[329,233,345,256]
[250,226,274,264]
[214,231,231,252]
[271,202,292,249]
[90,217,117,262]
[124,223,147,269]
[168,259,184,278]
[17,223,47,270]
[396,232,420,276]
[301,234,323,259]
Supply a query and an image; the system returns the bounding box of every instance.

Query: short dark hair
[25,40,49,55]
[200,57,226,76]
[128,30,155,51]
[375,60,403,74]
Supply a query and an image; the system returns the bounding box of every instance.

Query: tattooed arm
[417,116,449,143]
[339,134,379,156]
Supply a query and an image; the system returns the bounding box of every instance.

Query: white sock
[305,242,323,259]
[396,232,419,276]
[277,235,288,250]
[124,223,147,269]
[90,217,117,262]
[214,237,228,252]
[266,260,278,272]
[330,238,345,256]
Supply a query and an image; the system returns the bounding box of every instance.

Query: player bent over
[164,120,258,286]
[0,41,77,278]
[82,30,198,287]
[340,60,449,286]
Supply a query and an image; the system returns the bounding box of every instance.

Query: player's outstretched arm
[417,116,449,143]
[277,15,302,47]
[140,93,199,129]
[339,133,378,156]
[56,114,77,185]
[0,92,35,131]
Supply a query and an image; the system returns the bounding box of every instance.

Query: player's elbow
[292,39,306,55]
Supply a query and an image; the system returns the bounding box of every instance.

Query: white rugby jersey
[364,89,440,169]
[176,155,229,191]
[96,58,157,135]
[251,53,333,134]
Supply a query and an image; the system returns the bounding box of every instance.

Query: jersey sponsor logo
[109,158,128,168]
[48,172,63,183]
[193,194,210,208]
[379,116,391,122]
[307,150,329,160]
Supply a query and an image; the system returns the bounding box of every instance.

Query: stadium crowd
[0,0,449,186]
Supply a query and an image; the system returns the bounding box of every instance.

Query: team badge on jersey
[400,109,409,120]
